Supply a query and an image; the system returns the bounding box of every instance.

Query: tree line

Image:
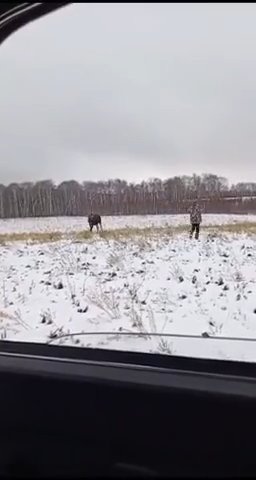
[0,173,256,219]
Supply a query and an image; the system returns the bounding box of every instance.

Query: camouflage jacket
[188,204,202,224]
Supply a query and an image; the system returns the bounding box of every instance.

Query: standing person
[188,201,202,240]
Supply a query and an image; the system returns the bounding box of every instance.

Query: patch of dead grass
[0,310,14,320]
[211,222,256,234]
[0,222,255,245]
[0,231,63,245]
[75,222,256,241]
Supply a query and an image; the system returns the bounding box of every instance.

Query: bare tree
[0,174,255,219]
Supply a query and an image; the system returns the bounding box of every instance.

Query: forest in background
[0,173,256,218]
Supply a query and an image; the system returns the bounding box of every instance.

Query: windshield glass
[0,3,256,362]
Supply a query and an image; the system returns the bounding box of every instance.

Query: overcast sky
[1,3,256,185]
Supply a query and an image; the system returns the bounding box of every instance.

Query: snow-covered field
[0,213,255,235]
[0,214,256,362]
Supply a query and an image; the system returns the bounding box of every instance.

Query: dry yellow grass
[75,222,256,241]
[0,231,63,245]
[212,222,256,234]
[0,310,14,320]
[0,222,255,245]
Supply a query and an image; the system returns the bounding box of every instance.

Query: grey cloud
[0,3,256,185]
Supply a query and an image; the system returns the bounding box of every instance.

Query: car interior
[0,3,256,478]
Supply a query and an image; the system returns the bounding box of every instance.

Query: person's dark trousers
[190,223,200,239]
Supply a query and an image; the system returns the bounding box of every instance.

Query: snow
[0,213,255,235]
[0,214,256,362]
